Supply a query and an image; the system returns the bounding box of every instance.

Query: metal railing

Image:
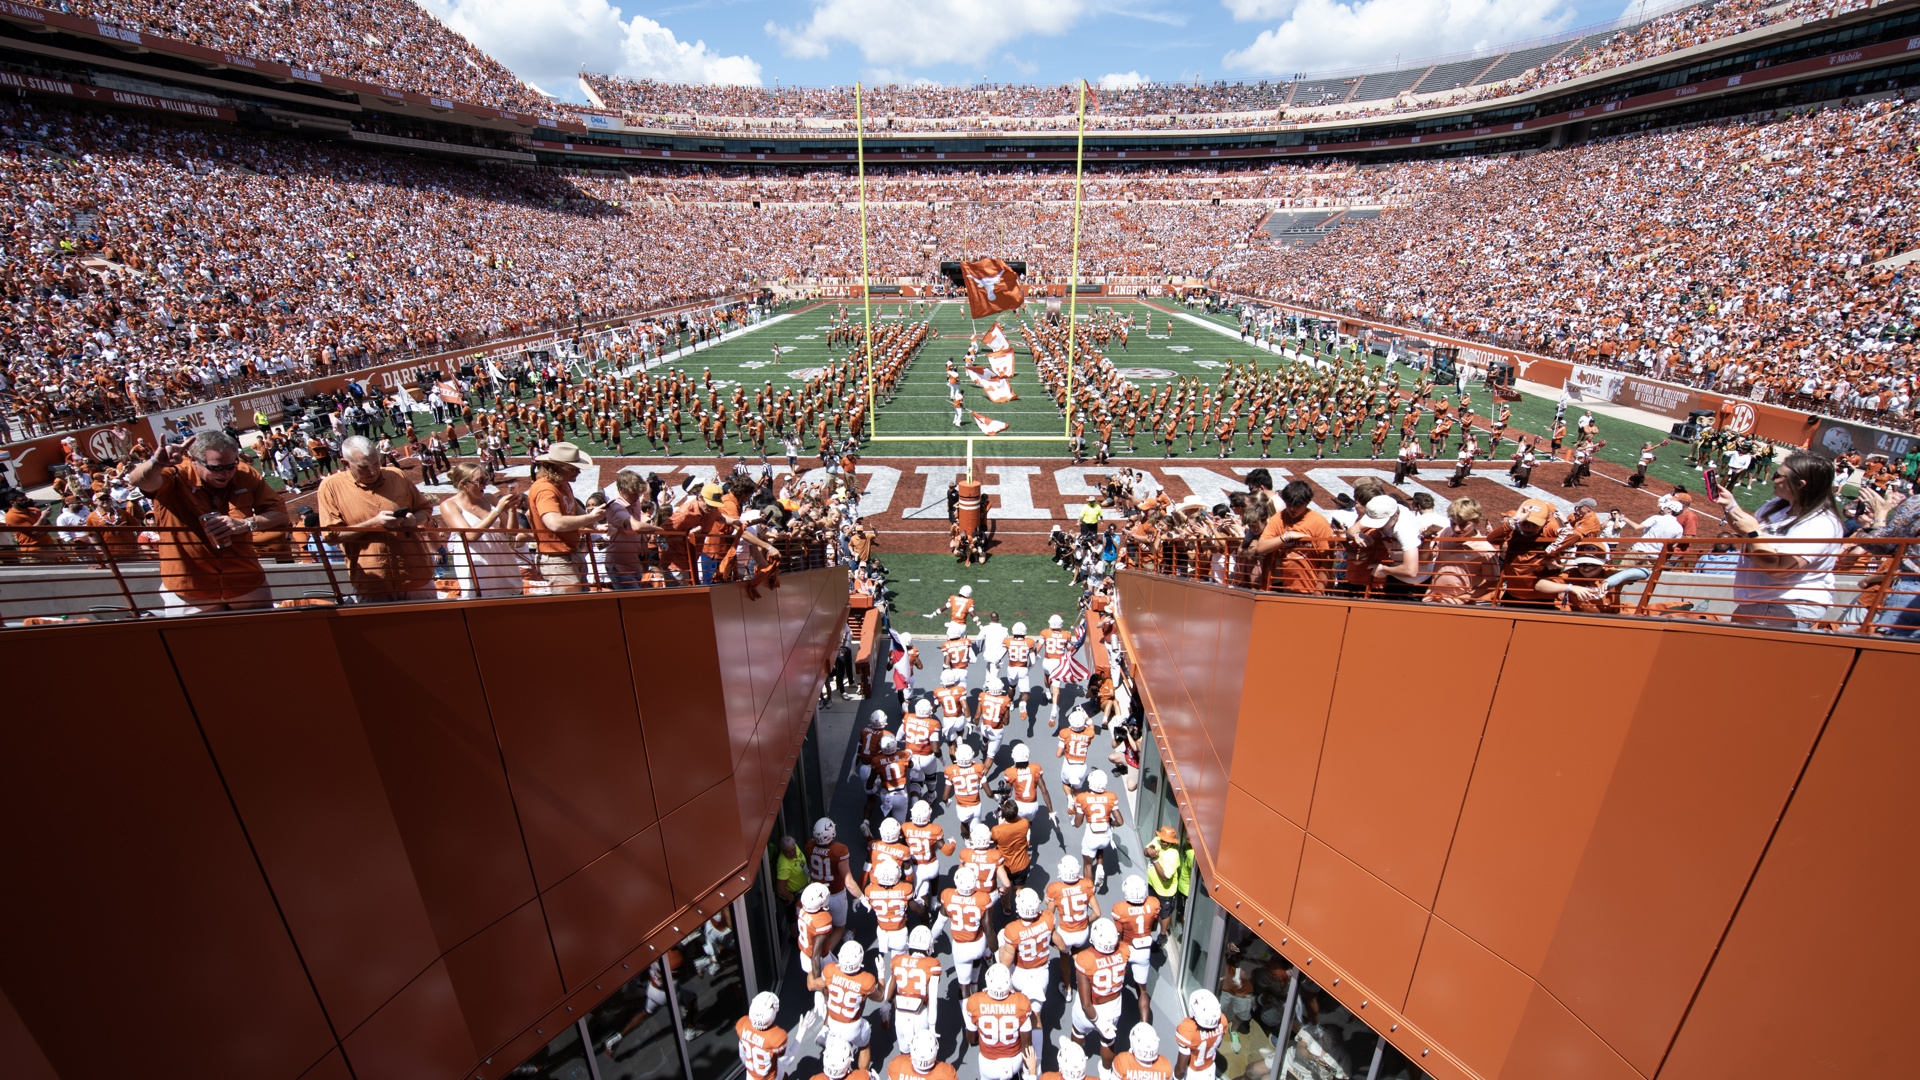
[0,526,833,626]
[1121,533,1920,637]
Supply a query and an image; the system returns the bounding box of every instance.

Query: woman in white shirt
[1715,453,1844,631]
[438,462,526,598]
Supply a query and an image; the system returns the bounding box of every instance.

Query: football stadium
[1,2,1916,1079]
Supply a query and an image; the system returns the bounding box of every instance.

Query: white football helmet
[911,800,933,826]
[911,1031,940,1072]
[1056,1038,1089,1080]
[960,585,972,597]
[1087,770,1108,793]
[1057,854,1082,882]
[822,1038,855,1078]
[1048,614,1063,630]
[1068,709,1088,730]
[908,925,934,953]
[1015,888,1042,920]
[869,710,889,728]
[873,859,901,887]
[879,817,903,843]
[837,940,864,975]
[1011,742,1030,764]
[878,733,897,753]
[1011,622,1027,636]
[954,743,974,765]
[984,963,1012,999]
[1122,875,1148,905]
[954,865,980,895]
[970,822,993,849]
[801,883,830,913]
[942,669,962,686]
[1090,918,1119,953]
[1189,989,1223,1030]
[914,698,934,717]
[814,818,837,844]
[1129,1023,1160,1064]
[749,991,780,1029]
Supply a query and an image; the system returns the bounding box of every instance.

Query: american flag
[890,629,914,691]
[1054,619,1091,684]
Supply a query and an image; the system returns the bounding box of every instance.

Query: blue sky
[420,0,1649,104]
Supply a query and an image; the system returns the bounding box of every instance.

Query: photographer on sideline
[318,434,436,603]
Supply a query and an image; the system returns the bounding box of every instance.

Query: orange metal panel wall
[1119,574,1914,1080]
[0,624,340,1080]
[1658,648,1920,1079]
[0,569,845,1080]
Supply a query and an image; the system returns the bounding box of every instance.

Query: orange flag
[961,258,1025,319]
[971,411,1009,436]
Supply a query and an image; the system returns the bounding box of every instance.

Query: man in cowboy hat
[529,441,604,593]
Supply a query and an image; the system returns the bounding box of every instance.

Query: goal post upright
[854,81,878,438]
[1063,77,1089,441]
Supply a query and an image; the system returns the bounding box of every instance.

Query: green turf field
[866,553,1084,628]
[254,296,1766,513]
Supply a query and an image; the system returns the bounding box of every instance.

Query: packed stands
[2,82,1914,437]
[63,0,556,114]
[1231,99,1920,426]
[578,0,1865,132]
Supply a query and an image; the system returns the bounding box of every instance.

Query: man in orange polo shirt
[317,435,435,602]
[126,432,288,614]
[4,492,56,564]
[526,442,604,593]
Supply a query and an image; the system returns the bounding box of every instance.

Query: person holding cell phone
[124,431,290,615]
[317,435,437,603]
[1714,452,1845,631]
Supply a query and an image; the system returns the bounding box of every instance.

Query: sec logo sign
[86,429,119,459]
[1725,403,1756,433]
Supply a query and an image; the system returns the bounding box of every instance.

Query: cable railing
[1121,533,1920,637]
[0,526,833,626]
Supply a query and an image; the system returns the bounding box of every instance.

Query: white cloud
[1224,0,1574,77]
[1222,0,1299,19]
[420,0,762,100]
[1100,71,1147,90]
[767,0,1091,67]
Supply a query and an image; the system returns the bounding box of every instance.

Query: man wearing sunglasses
[128,431,288,616]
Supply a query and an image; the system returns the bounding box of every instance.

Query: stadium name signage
[0,71,236,120]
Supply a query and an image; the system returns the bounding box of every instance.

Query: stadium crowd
[3,90,1914,440]
[582,0,1863,134]
[1234,99,1920,426]
[66,0,566,116]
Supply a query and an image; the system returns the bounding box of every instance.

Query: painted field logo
[1115,367,1176,380]
[787,367,829,381]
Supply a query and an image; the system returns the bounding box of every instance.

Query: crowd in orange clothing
[4,89,1914,444]
[581,0,1858,134]
[66,0,570,116]
[1229,99,1920,428]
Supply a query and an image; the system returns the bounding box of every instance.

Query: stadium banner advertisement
[0,420,157,489]
[231,388,296,426]
[1621,378,1698,419]
[1809,417,1916,461]
[153,401,234,439]
[1568,363,1627,403]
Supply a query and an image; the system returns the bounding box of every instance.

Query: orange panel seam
[1649,647,1862,1080]
[461,607,570,994]
[1405,618,1518,1001]
[1291,605,1351,923]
